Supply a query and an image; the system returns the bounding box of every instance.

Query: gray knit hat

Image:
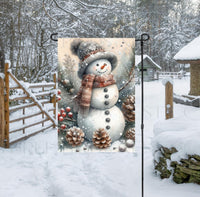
[71,40,117,78]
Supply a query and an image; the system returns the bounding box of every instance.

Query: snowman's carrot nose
[101,63,107,70]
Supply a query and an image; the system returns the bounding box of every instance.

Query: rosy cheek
[93,67,97,71]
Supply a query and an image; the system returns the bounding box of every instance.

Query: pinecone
[66,126,85,147]
[93,128,112,149]
[122,95,135,122]
[125,128,135,141]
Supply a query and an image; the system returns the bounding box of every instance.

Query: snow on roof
[174,35,200,61]
[135,55,161,69]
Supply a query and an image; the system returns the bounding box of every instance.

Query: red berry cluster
[57,89,62,101]
[58,106,73,127]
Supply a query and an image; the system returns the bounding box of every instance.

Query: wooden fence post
[52,73,57,128]
[165,81,173,120]
[4,63,10,148]
[0,76,5,147]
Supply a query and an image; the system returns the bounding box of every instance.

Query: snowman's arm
[119,64,135,92]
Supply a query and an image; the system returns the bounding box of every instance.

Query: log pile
[154,146,200,185]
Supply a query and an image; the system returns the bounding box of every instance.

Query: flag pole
[136,33,150,197]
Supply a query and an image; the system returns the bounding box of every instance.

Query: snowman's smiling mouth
[97,70,107,74]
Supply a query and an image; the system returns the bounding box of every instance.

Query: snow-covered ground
[1,76,200,197]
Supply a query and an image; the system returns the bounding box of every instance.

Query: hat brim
[78,51,117,78]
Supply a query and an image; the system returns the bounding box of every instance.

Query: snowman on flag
[71,40,125,142]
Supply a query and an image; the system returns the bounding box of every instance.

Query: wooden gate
[0,63,57,148]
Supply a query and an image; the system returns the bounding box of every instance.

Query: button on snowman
[71,40,125,142]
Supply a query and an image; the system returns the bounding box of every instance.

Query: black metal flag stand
[136,33,150,197]
[50,33,150,197]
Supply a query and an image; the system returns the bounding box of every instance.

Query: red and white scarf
[74,74,116,115]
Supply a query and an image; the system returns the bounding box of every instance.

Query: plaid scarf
[75,74,116,116]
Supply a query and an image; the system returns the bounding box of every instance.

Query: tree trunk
[10,19,15,69]
[0,38,5,73]
[190,63,200,96]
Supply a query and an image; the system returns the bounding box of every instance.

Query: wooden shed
[174,35,200,96]
[135,55,161,81]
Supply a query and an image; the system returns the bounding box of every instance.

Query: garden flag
[57,38,135,152]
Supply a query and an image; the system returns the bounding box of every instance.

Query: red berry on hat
[58,112,61,118]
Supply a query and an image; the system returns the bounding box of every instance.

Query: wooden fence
[0,63,57,148]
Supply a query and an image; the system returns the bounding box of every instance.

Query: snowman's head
[85,59,112,76]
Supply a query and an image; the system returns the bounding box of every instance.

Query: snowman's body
[77,59,125,142]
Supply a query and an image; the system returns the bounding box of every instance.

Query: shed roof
[135,55,161,69]
[174,35,200,63]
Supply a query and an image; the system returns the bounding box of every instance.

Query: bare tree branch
[119,63,135,92]
[52,0,83,22]
[74,0,109,9]
[42,0,58,22]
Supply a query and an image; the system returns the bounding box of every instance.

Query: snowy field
[0,76,200,197]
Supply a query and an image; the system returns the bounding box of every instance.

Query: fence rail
[0,63,57,148]
[157,71,185,79]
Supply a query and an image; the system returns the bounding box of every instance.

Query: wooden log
[177,165,200,177]
[4,63,9,148]
[165,81,173,119]
[0,77,5,147]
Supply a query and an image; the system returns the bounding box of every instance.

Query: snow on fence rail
[157,71,185,79]
[0,63,57,148]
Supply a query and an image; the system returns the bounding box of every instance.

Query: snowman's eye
[96,64,99,66]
